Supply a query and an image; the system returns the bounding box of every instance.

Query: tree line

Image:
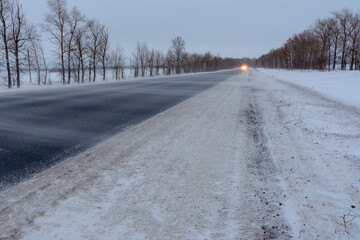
[131,38,243,78]
[256,8,360,71]
[0,0,241,89]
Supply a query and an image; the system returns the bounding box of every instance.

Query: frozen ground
[1,69,360,239]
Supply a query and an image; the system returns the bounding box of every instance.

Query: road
[1,70,360,239]
[0,70,238,190]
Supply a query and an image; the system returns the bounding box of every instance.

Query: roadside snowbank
[257,68,360,110]
[254,70,360,239]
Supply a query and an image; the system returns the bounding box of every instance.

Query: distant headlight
[241,65,248,71]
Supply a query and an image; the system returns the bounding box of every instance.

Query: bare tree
[313,19,331,70]
[165,48,173,75]
[88,58,91,82]
[202,52,212,72]
[190,53,202,72]
[328,17,341,70]
[0,0,12,88]
[132,41,147,78]
[333,9,352,70]
[73,24,88,83]
[27,49,31,83]
[10,0,35,88]
[30,39,42,85]
[65,6,84,84]
[26,29,47,86]
[171,36,185,74]
[181,52,191,73]
[87,19,102,82]
[44,0,68,84]
[356,32,360,70]
[99,26,109,81]
[41,46,48,84]
[132,55,139,78]
[136,42,148,77]
[255,8,360,71]
[348,12,360,70]
[70,55,77,83]
[110,45,125,80]
[147,48,155,77]
[154,50,163,76]
[284,37,295,70]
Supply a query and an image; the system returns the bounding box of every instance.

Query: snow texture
[1,69,360,239]
[0,70,216,96]
[258,68,360,110]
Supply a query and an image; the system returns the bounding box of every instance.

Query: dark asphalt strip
[0,70,239,190]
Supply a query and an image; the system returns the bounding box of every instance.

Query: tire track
[237,86,291,239]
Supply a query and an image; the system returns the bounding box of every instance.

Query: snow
[0,69,221,95]
[257,68,360,110]
[254,69,360,238]
[1,73,255,239]
[1,69,360,239]
[0,69,140,94]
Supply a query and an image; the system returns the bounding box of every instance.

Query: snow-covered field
[258,68,360,110]
[0,69,213,95]
[0,71,121,94]
[1,69,360,239]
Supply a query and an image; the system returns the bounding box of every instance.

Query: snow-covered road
[1,70,360,239]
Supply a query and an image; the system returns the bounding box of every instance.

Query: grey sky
[22,0,360,59]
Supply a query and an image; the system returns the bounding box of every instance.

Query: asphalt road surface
[0,70,239,190]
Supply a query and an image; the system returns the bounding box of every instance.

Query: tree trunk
[115,67,118,80]
[93,54,96,82]
[350,52,355,70]
[77,61,81,83]
[42,49,48,85]
[61,34,65,84]
[328,41,331,71]
[27,50,32,83]
[4,38,11,88]
[67,50,71,84]
[1,10,12,88]
[341,39,346,70]
[34,50,41,85]
[156,66,159,76]
[80,57,85,83]
[333,43,337,70]
[350,42,356,71]
[102,56,106,81]
[89,59,92,82]
[15,46,20,88]
[355,46,359,70]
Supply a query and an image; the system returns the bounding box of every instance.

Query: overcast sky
[22,0,360,59]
